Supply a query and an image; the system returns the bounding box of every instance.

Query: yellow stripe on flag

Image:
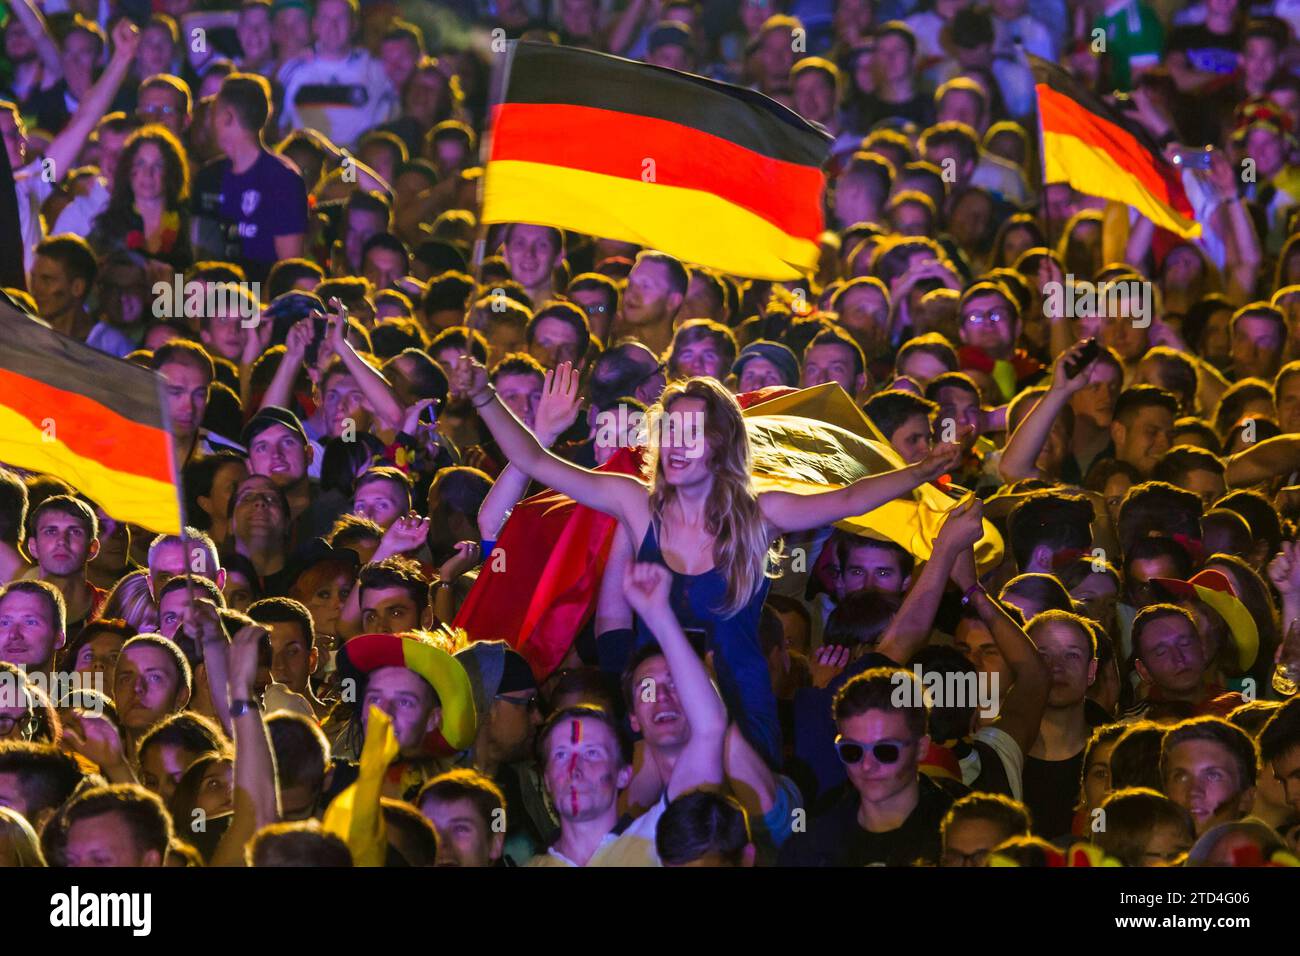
[482,159,821,280]
[1043,130,1201,239]
[0,405,181,533]
[323,705,400,867]
[742,384,1004,571]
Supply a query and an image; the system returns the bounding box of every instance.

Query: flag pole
[472,38,520,284]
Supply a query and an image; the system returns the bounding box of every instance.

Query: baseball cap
[241,405,308,448]
[455,640,537,721]
[649,21,692,54]
[732,340,800,388]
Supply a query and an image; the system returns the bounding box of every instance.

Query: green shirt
[1094,1,1165,91]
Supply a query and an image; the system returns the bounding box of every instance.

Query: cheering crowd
[2,0,1300,869]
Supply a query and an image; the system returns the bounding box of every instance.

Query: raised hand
[110,17,140,63]
[936,493,984,554]
[63,710,128,774]
[1268,541,1300,597]
[229,624,268,700]
[438,540,482,582]
[810,644,850,689]
[379,511,430,558]
[284,316,315,364]
[916,435,966,483]
[1051,338,1100,395]
[535,361,582,444]
[319,296,350,358]
[622,561,673,622]
[182,596,227,649]
[448,352,490,402]
[400,398,438,436]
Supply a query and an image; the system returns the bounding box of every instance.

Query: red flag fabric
[454,447,644,679]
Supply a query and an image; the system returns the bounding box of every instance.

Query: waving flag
[0,302,181,532]
[456,384,1002,678]
[1030,54,1199,239]
[482,41,832,280]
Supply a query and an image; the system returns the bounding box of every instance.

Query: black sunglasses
[835,735,903,765]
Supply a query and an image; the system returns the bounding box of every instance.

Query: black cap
[241,405,308,448]
[648,20,692,53]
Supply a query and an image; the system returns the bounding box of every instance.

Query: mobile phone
[1065,338,1101,379]
[1170,146,1213,169]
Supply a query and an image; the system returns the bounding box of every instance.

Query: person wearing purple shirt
[191,73,307,283]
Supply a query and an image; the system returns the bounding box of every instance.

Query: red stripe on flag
[1037,85,1193,217]
[0,367,173,483]
[489,102,826,243]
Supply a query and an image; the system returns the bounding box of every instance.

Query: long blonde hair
[644,378,779,617]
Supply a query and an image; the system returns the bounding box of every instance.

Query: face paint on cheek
[568,719,581,816]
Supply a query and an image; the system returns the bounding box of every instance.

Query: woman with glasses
[451,356,962,767]
[89,124,193,281]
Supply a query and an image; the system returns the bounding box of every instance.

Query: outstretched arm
[999,339,1098,483]
[320,299,406,433]
[451,354,647,525]
[876,494,983,665]
[950,543,1049,757]
[759,438,963,535]
[260,320,311,412]
[43,20,139,177]
[624,562,727,798]
[477,362,582,540]
[212,624,280,867]
[1226,435,1300,487]
[10,0,63,86]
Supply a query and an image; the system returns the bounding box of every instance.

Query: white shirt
[52,176,110,238]
[279,48,398,150]
[15,160,54,280]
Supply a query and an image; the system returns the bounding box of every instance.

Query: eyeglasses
[137,105,178,117]
[495,692,539,712]
[962,309,1010,327]
[0,712,33,738]
[638,360,667,387]
[834,735,905,765]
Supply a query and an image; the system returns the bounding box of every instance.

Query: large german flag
[0,303,181,532]
[1031,55,1199,239]
[482,42,832,280]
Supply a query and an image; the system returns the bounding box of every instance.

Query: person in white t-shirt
[278,0,398,150]
[2,19,139,282]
